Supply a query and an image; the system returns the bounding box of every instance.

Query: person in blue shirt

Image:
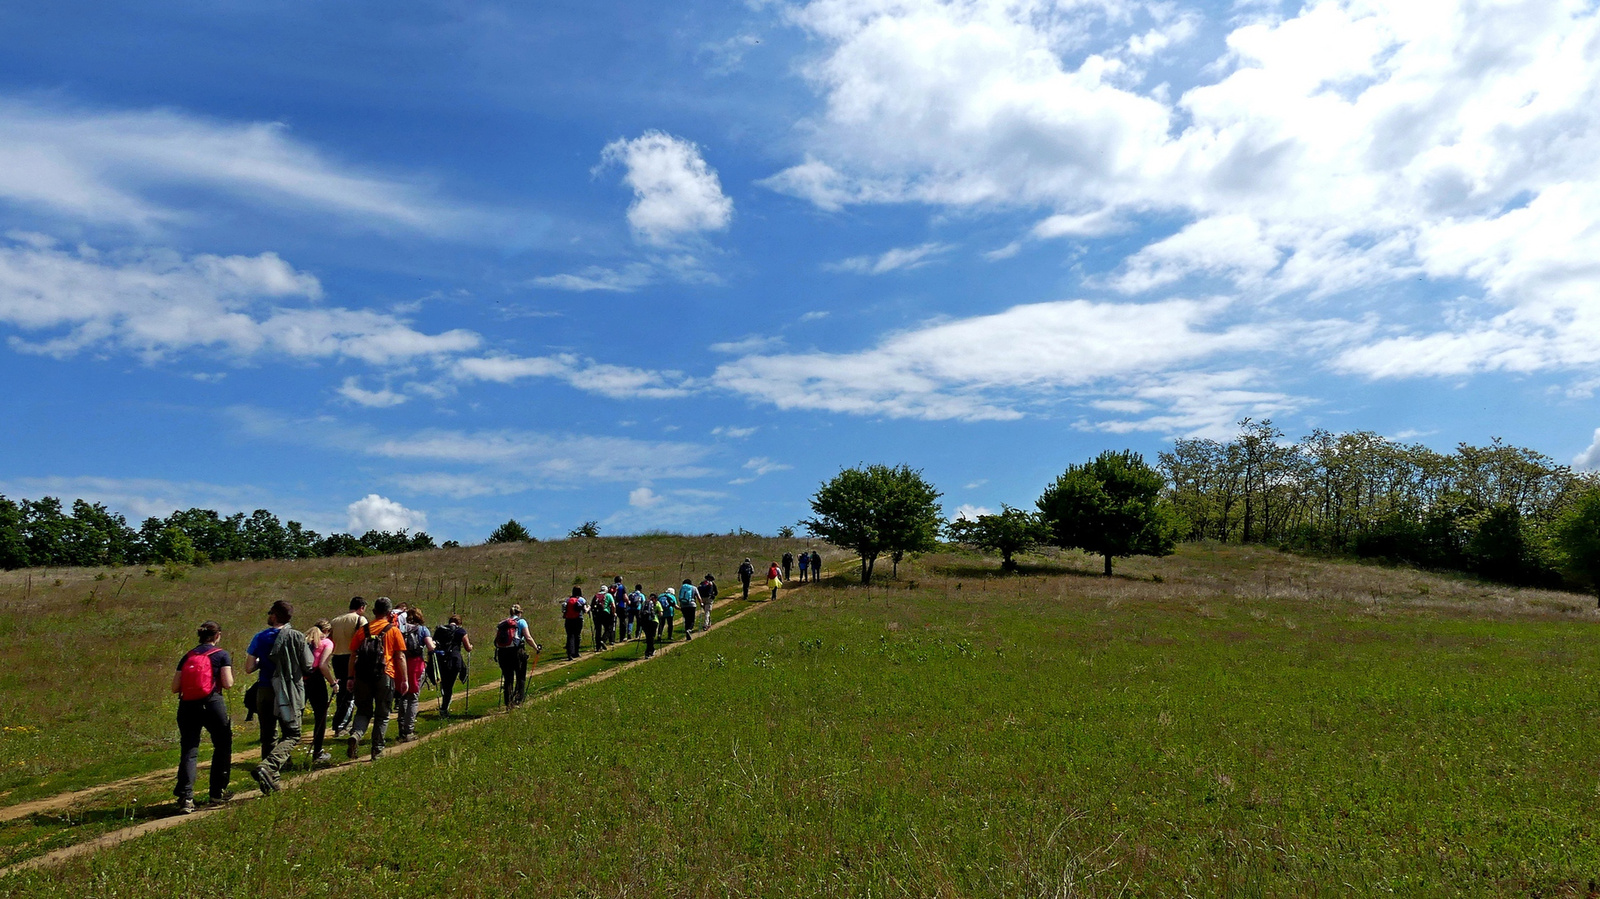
[245,615,282,760]
[678,578,700,638]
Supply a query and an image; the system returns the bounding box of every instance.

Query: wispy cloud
[729,455,792,484]
[825,242,953,275]
[529,264,653,293]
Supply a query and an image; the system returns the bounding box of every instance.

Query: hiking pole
[463,650,470,717]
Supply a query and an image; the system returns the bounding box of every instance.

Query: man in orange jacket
[345,596,407,760]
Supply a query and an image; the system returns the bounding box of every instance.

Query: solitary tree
[568,521,600,539]
[946,504,1050,572]
[1037,450,1182,577]
[1553,486,1600,606]
[488,519,533,543]
[803,464,943,583]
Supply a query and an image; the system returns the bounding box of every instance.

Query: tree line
[0,495,442,570]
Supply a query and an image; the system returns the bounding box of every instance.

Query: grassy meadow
[4,539,1600,895]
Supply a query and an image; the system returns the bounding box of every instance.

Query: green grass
[6,543,1600,896]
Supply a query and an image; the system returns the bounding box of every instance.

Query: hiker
[782,551,794,581]
[610,577,626,642]
[699,574,717,627]
[639,592,661,658]
[738,558,754,600]
[560,587,587,660]
[767,561,783,600]
[592,588,611,653]
[171,620,233,813]
[396,607,435,743]
[245,608,284,759]
[617,585,634,640]
[433,614,472,717]
[495,604,535,707]
[679,577,699,638]
[810,550,822,580]
[328,597,367,737]
[798,550,810,583]
[629,584,647,639]
[304,619,337,767]
[660,587,678,642]
[249,600,313,794]
[347,596,407,760]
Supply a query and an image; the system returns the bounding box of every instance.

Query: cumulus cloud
[0,237,480,364]
[825,242,954,275]
[346,494,427,533]
[1576,429,1600,470]
[951,503,995,522]
[0,99,475,232]
[629,486,663,508]
[598,131,733,246]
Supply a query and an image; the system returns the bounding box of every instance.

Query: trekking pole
[464,650,470,717]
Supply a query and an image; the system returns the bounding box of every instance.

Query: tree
[946,504,1049,572]
[802,464,943,584]
[1552,486,1600,606]
[567,521,600,539]
[488,519,533,543]
[1037,450,1182,577]
[0,496,26,570]
[151,526,196,564]
[777,525,796,539]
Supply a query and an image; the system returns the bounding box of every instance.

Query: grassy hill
[4,538,1600,896]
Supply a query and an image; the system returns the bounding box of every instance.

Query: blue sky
[3,0,1599,541]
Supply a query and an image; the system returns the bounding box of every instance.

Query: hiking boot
[175,797,196,814]
[371,747,386,760]
[208,791,232,806]
[346,736,359,760]
[313,751,332,767]
[250,766,278,795]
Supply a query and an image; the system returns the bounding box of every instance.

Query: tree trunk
[1104,553,1113,577]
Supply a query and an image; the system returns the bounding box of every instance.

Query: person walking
[494,604,534,707]
[304,619,337,767]
[810,550,822,580]
[798,551,810,583]
[592,589,611,653]
[617,586,633,641]
[629,584,646,639]
[433,614,472,717]
[346,596,407,761]
[660,587,678,642]
[250,600,313,794]
[171,620,233,813]
[699,574,717,627]
[328,597,367,737]
[560,587,587,660]
[678,578,699,638]
[638,592,661,658]
[738,558,754,600]
[766,561,783,601]
[244,608,285,759]
[396,608,435,743]
[782,551,794,581]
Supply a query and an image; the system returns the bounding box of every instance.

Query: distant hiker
[639,592,661,658]
[699,574,717,627]
[495,604,535,707]
[245,609,284,759]
[618,586,634,640]
[679,578,699,638]
[782,551,794,581]
[432,614,472,717]
[738,558,754,600]
[810,550,822,580]
[304,619,337,767]
[592,589,612,653]
[172,620,233,813]
[328,597,368,737]
[798,551,810,583]
[250,600,313,795]
[767,562,783,601]
[347,596,407,760]
[396,607,435,743]
[560,587,587,660]
[629,584,647,639]
[661,587,678,642]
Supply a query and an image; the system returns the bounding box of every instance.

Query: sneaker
[371,747,386,760]
[346,736,359,760]
[250,766,278,795]
[208,791,232,805]
[314,751,332,766]
[175,797,196,814]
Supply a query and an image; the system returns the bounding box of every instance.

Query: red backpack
[563,597,583,620]
[178,647,222,701]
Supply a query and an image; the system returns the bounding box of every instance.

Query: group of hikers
[168,552,821,813]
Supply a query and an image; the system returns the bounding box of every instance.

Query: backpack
[495,617,521,649]
[354,622,391,682]
[679,585,697,608]
[178,647,221,701]
[402,625,424,659]
[434,624,463,655]
[563,596,584,620]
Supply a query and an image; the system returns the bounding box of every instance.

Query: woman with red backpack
[396,608,435,743]
[171,620,234,814]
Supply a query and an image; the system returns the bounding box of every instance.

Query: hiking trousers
[331,654,354,733]
[439,652,466,714]
[350,675,394,753]
[258,679,302,784]
[641,619,658,657]
[175,695,231,801]
[498,646,527,706]
[741,576,751,600]
[564,617,583,660]
[682,606,697,635]
[305,675,331,759]
[254,679,280,759]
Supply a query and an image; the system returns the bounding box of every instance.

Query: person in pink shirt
[304,619,338,766]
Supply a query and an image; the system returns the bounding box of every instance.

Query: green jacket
[268,626,314,725]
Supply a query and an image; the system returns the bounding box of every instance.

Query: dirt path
[0,583,795,878]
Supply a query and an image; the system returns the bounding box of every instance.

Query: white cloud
[346,494,427,534]
[963,480,988,490]
[529,264,653,293]
[799,311,830,322]
[629,486,664,508]
[1576,428,1600,470]
[951,503,995,522]
[598,131,733,246]
[713,297,1277,421]
[603,486,727,534]
[825,242,954,275]
[709,334,784,354]
[711,425,758,438]
[0,237,481,364]
[452,353,695,399]
[0,99,475,232]
[0,475,296,526]
[337,377,408,408]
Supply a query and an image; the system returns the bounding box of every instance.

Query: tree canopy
[946,504,1049,571]
[1552,487,1600,605]
[488,519,534,543]
[1037,450,1181,577]
[803,464,943,583]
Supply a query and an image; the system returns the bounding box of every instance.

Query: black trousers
[440,652,466,712]
[564,617,583,659]
[498,646,527,706]
[332,654,354,731]
[175,695,231,800]
[305,676,330,757]
[641,618,658,656]
[741,576,751,599]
